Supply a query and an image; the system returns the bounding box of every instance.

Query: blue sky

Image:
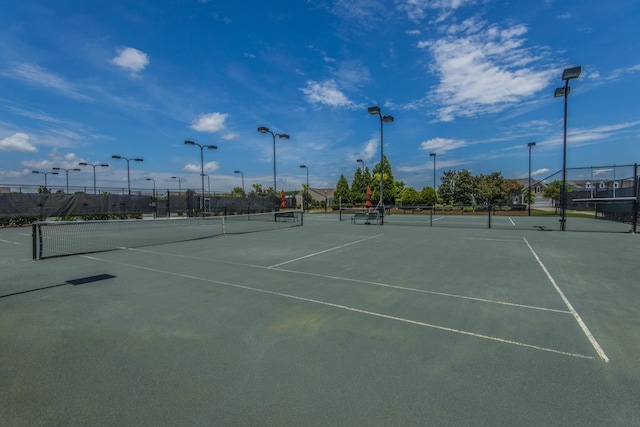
[1,0,639,194]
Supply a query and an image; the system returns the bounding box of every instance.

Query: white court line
[508,217,516,226]
[464,237,521,242]
[523,237,610,363]
[128,246,570,314]
[0,239,25,245]
[267,234,384,268]
[80,254,596,360]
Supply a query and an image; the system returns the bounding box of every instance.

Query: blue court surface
[1,213,639,425]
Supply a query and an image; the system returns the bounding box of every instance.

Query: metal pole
[92,167,97,195]
[380,115,384,225]
[200,146,205,211]
[126,160,131,195]
[528,142,535,216]
[271,133,276,191]
[560,79,569,231]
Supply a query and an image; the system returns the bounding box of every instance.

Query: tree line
[334,156,526,207]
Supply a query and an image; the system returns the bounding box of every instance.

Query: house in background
[295,187,335,209]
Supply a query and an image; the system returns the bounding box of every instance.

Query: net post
[32,223,37,260]
[487,203,492,229]
[300,210,304,226]
[430,205,433,227]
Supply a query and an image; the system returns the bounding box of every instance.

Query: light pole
[200,174,210,196]
[32,170,58,191]
[527,142,536,216]
[429,152,437,194]
[554,65,582,231]
[170,176,182,194]
[357,159,365,206]
[52,167,81,194]
[145,178,156,197]
[300,164,309,212]
[184,140,217,211]
[234,170,245,194]
[111,155,144,195]
[368,106,394,225]
[79,162,109,194]
[257,127,289,191]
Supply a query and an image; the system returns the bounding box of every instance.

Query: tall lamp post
[170,176,182,194]
[200,174,210,196]
[52,167,81,194]
[257,127,289,191]
[429,152,437,194]
[368,106,394,225]
[79,162,109,194]
[527,142,536,216]
[234,170,245,194]
[554,65,582,231]
[111,155,144,195]
[184,140,217,211]
[300,164,309,212]
[32,170,58,190]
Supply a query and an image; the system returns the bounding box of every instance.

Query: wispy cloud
[417,17,553,121]
[112,47,150,77]
[419,137,467,153]
[0,132,37,153]
[1,62,92,101]
[190,112,229,132]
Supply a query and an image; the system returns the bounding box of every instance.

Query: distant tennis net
[32,211,303,260]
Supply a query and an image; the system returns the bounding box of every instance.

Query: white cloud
[301,80,354,108]
[419,137,467,153]
[532,168,549,176]
[190,112,229,132]
[221,133,239,140]
[423,19,554,121]
[183,161,220,173]
[112,47,150,75]
[0,132,37,152]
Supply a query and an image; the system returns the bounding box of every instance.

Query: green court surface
[1,214,639,425]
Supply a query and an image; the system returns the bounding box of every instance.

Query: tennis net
[32,210,303,259]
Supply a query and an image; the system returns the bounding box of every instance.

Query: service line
[267,234,383,268]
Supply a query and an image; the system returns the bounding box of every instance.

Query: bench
[274,211,298,222]
[351,212,379,224]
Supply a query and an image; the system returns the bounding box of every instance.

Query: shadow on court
[1,215,639,425]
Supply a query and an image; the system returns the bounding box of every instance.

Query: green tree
[419,186,437,205]
[371,155,398,205]
[231,186,245,197]
[351,167,366,206]
[397,187,420,206]
[438,170,456,204]
[454,170,475,205]
[334,175,351,205]
[542,180,570,211]
[475,172,506,204]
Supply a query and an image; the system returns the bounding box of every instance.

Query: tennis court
[1,213,639,425]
